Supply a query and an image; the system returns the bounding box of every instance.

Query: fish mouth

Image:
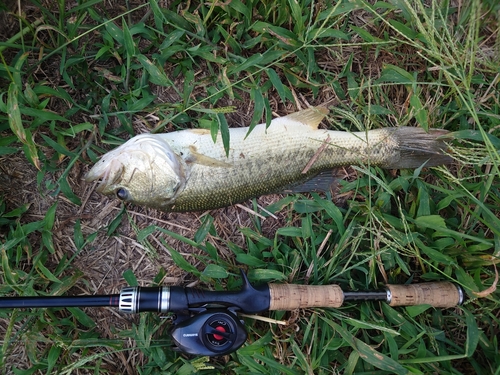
[84,158,123,193]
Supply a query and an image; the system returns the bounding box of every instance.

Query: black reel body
[171,309,247,356]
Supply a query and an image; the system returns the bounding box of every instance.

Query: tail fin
[385,127,453,169]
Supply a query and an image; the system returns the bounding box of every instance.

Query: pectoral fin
[283,106,329,129]
[187,145,232,167]
[188,128,211,135]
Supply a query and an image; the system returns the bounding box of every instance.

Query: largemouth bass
[85,107,451,212]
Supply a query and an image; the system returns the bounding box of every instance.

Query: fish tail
[383,127,453,169]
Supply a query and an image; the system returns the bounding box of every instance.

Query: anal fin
[281,170,338,194]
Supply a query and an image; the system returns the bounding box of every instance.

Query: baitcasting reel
[0,270,463,356]
[170,308,247,356]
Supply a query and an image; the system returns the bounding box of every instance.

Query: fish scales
[85,107,452,212]
[162,126,396,211]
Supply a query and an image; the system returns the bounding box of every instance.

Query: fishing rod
[0,271,463,356]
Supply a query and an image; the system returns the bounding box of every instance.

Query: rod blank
[0,295,120,309]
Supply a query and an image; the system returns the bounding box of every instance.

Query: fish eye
[116,188,128,200]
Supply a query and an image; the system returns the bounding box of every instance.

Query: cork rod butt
[268,284,344,310]
[386,282,463,308]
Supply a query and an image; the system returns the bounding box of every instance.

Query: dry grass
[1,147,300,372]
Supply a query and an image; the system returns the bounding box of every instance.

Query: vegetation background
[0,0,499,374]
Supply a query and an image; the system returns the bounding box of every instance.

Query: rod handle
[386,282,463,308]
[268,284,344,310]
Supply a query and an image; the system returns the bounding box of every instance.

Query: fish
[85,107,452,212]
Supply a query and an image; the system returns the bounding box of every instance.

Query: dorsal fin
[282,106,329,129]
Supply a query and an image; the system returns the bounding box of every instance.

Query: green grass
[1,0,499,374]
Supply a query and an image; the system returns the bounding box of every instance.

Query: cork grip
[268,284,344,310]
[386,282,462,308]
